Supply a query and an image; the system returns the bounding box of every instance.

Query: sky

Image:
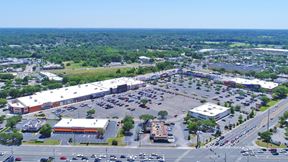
[0,0,288,29]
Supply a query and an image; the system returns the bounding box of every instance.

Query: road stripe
[175,149,191,162]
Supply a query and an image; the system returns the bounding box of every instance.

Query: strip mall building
[53,118,109,133]
[8,77,145,114]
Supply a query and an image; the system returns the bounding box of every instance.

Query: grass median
[259,99,280,112]
[255,140,287,148]
[23,139,60,145]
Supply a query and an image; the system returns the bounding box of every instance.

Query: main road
[0,145,288,162]
[209,98,288,148]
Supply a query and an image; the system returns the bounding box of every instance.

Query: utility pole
[78,108,80,118]
[224,152,227,162]
[196,131,200,149]
[105,147,108,162]
[11,147,14,157]
[53,148,55,160]
[267,109,270,131]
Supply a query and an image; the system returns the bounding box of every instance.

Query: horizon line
[0,27,288,30]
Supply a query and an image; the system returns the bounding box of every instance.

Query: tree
[116,69,121,74]
[122,116,134,133]
[258,131,272,143]
[285,127,288,139]
[249,110,255,118]
[158,110,168,119]
[230,107,235,114]
[140,99,148,107]
[39,124,52,137]
[0,115,5,124]
[238,115,243,124]
[112,139,118,145]
[273,86,288,99]
[261,96,270,106]
[122,121,134,133]
[139,114,154,122]
[187,121,199,133]
[235,105,241,111]
[9,89,21,98]
[6,116,22,128]
[87,109,96,116]
[0,98,7,107]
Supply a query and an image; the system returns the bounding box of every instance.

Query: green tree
[6,116,22,128]
[258,131,272,143]
[139,114,155,122]
[238,115,243,124]
[261,96,270,106]
[273,86,288,99]
[86,109,96,117]
[121,116,134,133]
[39,124,52,137]
[187,121,199,133]
[116,69,121,74]
[158,110,168,119]
[140,99,148,107]
[0,115,5,124]
[0,98,7,107]
[230,107,235,114]
[249,110,255,118]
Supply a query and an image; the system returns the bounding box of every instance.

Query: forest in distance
[1,29,288,67]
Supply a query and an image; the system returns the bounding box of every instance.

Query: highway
[0,145,288,162]
[209,98,288,148]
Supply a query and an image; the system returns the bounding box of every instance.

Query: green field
[256,140,287,148]
[229,42,251,48]
[23,139,60,145]
[51,66,136,82]
[259,99,280,112]
[64,61,93,69]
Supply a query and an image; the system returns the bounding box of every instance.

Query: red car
[15,157,22,161]
[60,156,67,160]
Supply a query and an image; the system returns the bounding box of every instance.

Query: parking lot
[20,73,275,148]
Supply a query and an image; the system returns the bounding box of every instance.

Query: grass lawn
[229,42,251,48]
[106,129,126,146]
[50,66,140,83]
[0,127,10,133]
[259,99,280,112]
[23,139,60,145]
[64,61,93,69]
[255,140,287,148]
[107,137,126,146]
[52,66,132,76]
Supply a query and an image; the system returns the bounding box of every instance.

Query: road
[0,145,288,162]
[209,98,288,148]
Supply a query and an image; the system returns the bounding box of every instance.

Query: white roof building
[40,71,63,81]
[223,77,279,90]
[8,77,144,111]
[54,118,109,129]
[189,103,230,120]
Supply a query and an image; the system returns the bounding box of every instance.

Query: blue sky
[0,0,288,29]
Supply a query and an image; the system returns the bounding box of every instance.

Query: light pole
[267,109,270,131]
[53,148,55,160]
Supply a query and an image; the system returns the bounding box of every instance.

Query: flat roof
[54,118,109,129]
[253,48,288,52]
[40,71,63,81]
[151,121,168,138]
[190,103,230,117]
[220,77,278,90]
[230,77,278,89]
[9,77,144,108]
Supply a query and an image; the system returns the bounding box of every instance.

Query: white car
[168,136,175,143]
